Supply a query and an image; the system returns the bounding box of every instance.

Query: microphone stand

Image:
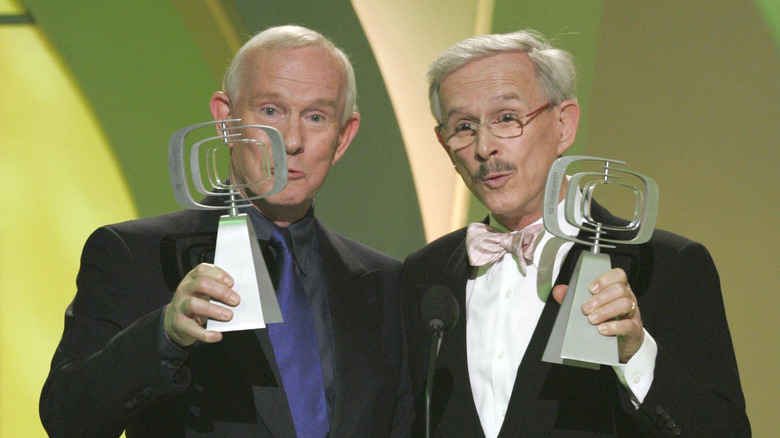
[425,324,443,438]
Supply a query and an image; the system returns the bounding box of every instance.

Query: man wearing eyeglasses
[402,30,750,437]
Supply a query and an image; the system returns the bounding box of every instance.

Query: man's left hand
[552,268,644,363]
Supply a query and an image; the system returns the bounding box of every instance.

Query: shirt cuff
[612,329,657,408]
[158,306,189,361]
[158,307,192,391]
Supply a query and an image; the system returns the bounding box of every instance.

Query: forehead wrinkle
[489,92,523,105]
[311,97,339,111]
[444,92,526,121]
[241,47,345,105]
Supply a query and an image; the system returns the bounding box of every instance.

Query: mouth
[479,171,512,189]
[283,166,304,180]
[474,159,516,189]
[269,166,304,181]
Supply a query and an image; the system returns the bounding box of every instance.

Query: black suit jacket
[40,207,413,437]
[402,202,750,437]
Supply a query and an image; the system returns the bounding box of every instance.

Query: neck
[251,200,311,228]
[493,213,542,232]
[492,177,569,231]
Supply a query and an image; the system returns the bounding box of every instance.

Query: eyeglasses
[437,102,553,151]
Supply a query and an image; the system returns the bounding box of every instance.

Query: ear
[556,99,580,156]
[210,91,233,139]
[210,91,232,121]
[435,126,457,165]
[330,112,361,166]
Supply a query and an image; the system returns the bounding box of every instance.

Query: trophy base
[542,251,620,369]
[207,214,283,332]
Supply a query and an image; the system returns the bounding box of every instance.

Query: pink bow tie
[466,222,545,274]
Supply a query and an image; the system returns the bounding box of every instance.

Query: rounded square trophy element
[541,156,658,368]
[169,119,288,211]
[169,119,289,331]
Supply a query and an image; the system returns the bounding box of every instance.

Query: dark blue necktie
[266,227,329,438]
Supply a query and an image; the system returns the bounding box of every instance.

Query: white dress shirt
[466,196,657,438]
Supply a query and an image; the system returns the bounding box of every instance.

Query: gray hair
[223,25,357,126]
[427,30,576,124]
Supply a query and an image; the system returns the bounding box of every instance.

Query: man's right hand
[163,263,239,347]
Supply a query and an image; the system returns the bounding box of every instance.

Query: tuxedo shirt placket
[466,228,554,438]
[466,209,578,438]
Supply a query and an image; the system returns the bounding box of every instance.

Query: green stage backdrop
[1,0,777,436]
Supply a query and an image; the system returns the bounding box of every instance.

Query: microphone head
[420,285,460,332]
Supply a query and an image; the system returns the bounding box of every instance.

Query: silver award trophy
[541,156,658,369]
[169,119,287,332]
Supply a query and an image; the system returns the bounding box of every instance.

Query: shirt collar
[244,204,317,277]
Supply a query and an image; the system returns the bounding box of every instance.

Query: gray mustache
[474,160,517,179]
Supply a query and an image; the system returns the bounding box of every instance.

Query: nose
[281,117,303,155]
[473,124,499,161]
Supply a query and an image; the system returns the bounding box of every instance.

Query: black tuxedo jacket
[40,207,413,437]
[402,202,750,437]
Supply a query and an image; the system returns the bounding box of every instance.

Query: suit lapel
[217,330,294,436]
[498,203,632,436]
[160,209,221,292]
[250,330,297,436]
[165,207,296,436]
[316,221,383,437]
[497,238,585,436]
[434,237,487,438]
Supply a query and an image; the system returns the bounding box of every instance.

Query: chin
[479,193,513,213]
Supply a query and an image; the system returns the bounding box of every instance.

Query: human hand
[163,263,239,347]
[552,268,644,363]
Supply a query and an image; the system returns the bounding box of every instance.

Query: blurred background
[1,0,777,436]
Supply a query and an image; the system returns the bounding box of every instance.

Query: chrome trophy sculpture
[169,119,287,332]
[542,156,658,369]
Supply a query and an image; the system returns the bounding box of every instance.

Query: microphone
[421,286,459,438]
[421,285,459,334]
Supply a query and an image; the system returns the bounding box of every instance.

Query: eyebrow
[310,98,339,111]
[247,91,281,105]
[445,93,525,120]
[249,92,339,112]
